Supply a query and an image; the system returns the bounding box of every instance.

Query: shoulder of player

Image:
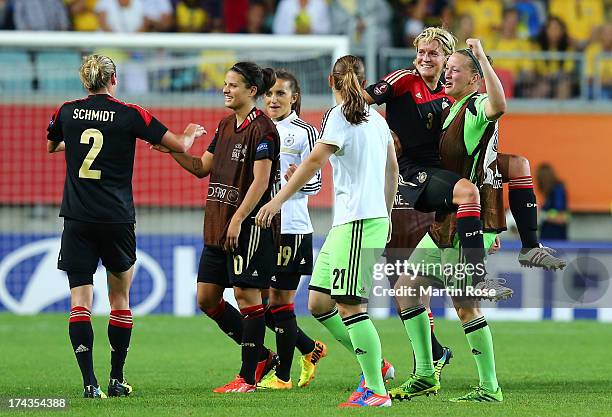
[319,105,341,134]
[104,96,156,122]
[467,93,488,116]
[251,112,280,141]
[382,68,419,86]
[289,118,317,141]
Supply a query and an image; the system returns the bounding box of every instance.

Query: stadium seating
[0,50,34,92]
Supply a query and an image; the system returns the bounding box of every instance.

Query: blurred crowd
[0,0,610,98]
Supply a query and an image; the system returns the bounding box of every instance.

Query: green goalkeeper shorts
[407,232,497,288]
[308,217,388,304]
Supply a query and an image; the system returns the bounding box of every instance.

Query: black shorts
[271,233,314,290]
[197,219,274,289]
[58,219,136,288]
[398,167,460,213]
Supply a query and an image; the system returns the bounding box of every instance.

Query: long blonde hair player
[47,54,205,398]
[257,55,399,408]
[257,70,327,390]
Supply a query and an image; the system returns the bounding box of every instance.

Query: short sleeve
[130,105,168,145]
[46,105,63,142]
[472,94,492,126]
[254,133,276,161]
[366,70,416,105]
[317,108,346,150]
[207,129,219,154]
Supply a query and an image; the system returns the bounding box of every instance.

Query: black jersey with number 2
[47,94,168,223]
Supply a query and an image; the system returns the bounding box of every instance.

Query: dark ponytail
[274,69,302,116]
[230,61,276,98]
[331,55,367,125]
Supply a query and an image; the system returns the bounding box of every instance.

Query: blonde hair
[79,54,116,92]
[413,27,457,56]
[331,55,367,125]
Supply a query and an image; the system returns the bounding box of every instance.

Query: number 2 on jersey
[79,128,103,179]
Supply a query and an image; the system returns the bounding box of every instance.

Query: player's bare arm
[47,140,65,153]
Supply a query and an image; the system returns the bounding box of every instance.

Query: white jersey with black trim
[318,105,392,226]
[275,111,321,234]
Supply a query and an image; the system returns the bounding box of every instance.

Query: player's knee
[197,293,221,313]
[308,298,328,316]
[455,306,482,323]
[510,154,531,177]
[453,179,480,205]
[108,291,129,310]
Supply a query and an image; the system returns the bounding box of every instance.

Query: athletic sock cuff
[509,176,534,189]
[69,306,91,323]
[109,309,133,329]
[240,304,265,319]
[342,312,369,326]
[271,304,296,322]
[462,316,488,334]
[400,305,427,321]
[204,299,226,319]
[312,307,338,322]
[457,203,481,219]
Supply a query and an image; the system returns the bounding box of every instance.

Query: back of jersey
[47,94,167,223]
[317,105,391,226]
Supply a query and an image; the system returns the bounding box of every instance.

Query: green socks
[342,313,386,395]
[313,307,353,353]
[400,305,434,376]
[463,316,499,392]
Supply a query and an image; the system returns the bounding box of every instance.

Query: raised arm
[466,38,507,121]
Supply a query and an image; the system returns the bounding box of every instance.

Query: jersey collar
[415,69,445,94]
[274,110,298,126]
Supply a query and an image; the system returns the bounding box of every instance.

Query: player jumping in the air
[47,54,205,398]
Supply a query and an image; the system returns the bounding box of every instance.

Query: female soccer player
[257,55,398,408]
[155,62,279,393]
[258,70,327,389]
[366,26,565,380]
[47,54,205,398]
[390,38,507,403]
[366,27,565,301]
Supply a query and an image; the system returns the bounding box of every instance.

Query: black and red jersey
[366,69,452,176]
[47,94,167,223]
[204,107,280,248]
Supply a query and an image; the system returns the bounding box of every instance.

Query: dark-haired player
[47,54,205,398]
[154,62,279,393]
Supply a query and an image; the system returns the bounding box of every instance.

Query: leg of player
[498,153,566,270]
[68,278,104,398]
[420,294,453,381]
[449,298,503,403]
[453,179,513,300]
[388,274,440,401]
[336,302,391,408]
[234,287,266,390]
[106,267,134,397]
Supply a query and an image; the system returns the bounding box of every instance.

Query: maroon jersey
[366,69,452,177]
[204,108,280,248]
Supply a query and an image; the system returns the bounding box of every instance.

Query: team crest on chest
[231,143,248,162]
[284,134,295,147]
[417,171,428,183]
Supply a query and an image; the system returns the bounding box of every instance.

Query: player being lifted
[257,70,327,390]
[364,26,566,378]
[154,62,279,393]
[257,55,398,407]
[390,38,508,403]
[47,54,205,398]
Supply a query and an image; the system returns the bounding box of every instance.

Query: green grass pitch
[1,314,611,416]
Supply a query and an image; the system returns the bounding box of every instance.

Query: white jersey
[318,105,392,226]
[275,111,321,234]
